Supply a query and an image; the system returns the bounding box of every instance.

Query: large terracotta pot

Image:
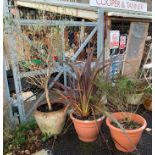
[70,113,105,142]
[34,103,69,136]
[106,112,147,152]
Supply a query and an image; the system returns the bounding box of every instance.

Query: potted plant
[96,76,147,152]
[143,85,152,111]
[126,78,145,106]
[20,43,69,137]
[59,52,107,142]
[106,112,147,152]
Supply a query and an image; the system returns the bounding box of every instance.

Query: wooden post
[104,15,111,78]
[122,22,149,77]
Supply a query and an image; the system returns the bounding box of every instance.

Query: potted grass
[20,45,69,137]
[143,86,152,111]
[126,78,145,106]
[96,76,147,152]
[58,52,108,142]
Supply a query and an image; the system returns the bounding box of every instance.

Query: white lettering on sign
[90,0,147,12]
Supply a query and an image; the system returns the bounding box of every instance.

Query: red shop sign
[110,31,120,49]
[120,35,126,49]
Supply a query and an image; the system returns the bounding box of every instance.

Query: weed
[4,117,38,154]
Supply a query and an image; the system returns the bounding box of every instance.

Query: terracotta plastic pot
[106,112,147,152]
[34,103,69,136]
[70,113,105,142]
[143,96,152,111]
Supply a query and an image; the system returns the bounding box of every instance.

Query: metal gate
[4,6,104,123]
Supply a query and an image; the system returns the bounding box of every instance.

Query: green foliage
[4,118,38,154]
[41,133,51,142]
[17,118,37,132]
[144,86,152,95]
[31,59,42,65]
[95,75,146,112]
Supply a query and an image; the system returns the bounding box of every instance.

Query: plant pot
[106,112,147,152]
[70,113,105,142]
[34,102,69,136]
[127,93,144,105]
[143,95,152,111]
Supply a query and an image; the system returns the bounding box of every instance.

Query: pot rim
[106,112,147,133]
[70,112,105,123]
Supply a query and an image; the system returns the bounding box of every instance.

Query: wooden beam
[108,12,152,20]
[109,16,152,23]
[104,14,111,60]
[16,0,152,16]
[16,0,152,20]
[16,1,98,20]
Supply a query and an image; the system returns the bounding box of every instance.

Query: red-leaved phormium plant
[57,52,110,119]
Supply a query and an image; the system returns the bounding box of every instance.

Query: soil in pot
[37,102,65,112]
[73,113,102,121]
[111,118,142,130]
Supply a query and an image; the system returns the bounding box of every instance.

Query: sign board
[120,35,126,49]
[90,0,147,12]
[110,30,120,49]
[110,54,124,78]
